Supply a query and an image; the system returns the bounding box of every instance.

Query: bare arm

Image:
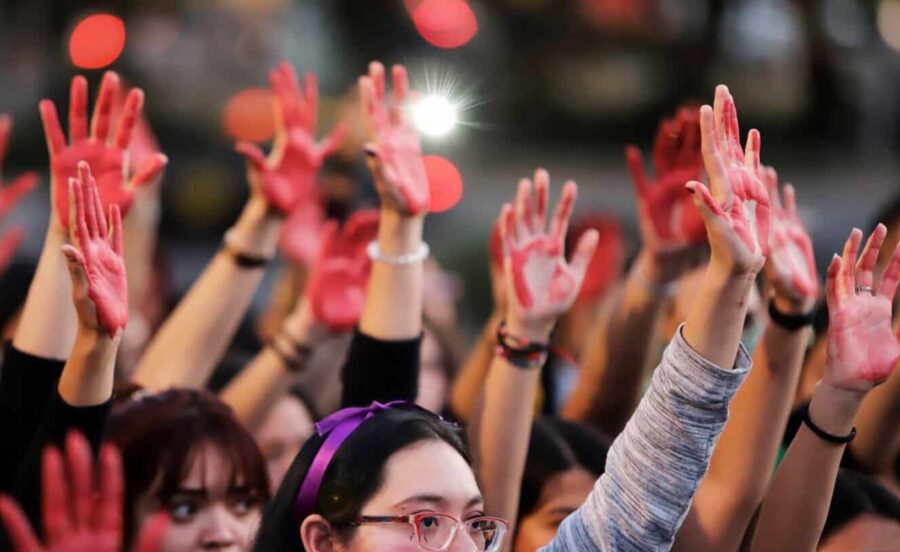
[752,226,900,551]
[676,172,820,550]
[478,172,597,545]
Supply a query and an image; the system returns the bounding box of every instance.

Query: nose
[447,528,480,552]
[199,505,239,550]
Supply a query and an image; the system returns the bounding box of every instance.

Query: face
[255,395,315,493]
[417,330,449,413]
[818,513,900,551]
[513,468,595,552]
[135,443,263,552]
[306,439,486,552]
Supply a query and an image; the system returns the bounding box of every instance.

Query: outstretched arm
[752,226,900,552]
[562,107,705,436]
[546,85,768,551]
[676,169,818,551]
[478,170,597,542]
[133,62,342,391]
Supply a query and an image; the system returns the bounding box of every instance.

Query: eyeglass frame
[350,511,509,551]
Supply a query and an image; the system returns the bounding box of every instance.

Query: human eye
[167,496,200,522]
[228,489,260,516]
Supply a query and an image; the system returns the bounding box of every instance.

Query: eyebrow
[170,488,208,500]
[394,494,484,510]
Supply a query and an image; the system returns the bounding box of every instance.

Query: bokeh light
[878,0,900,51]
[410,0,478,49]
[222,88,275,142]
[413,96,458,137]
[425,155,464,213]
[69,14,127,69]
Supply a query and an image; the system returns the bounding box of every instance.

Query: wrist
[377,209,424,256]
[808,380,865,435]
[505,318,554,343]
[773,293,816,315]
[709,255,761,283]
[73,326,120,357]
[228,197,282,258]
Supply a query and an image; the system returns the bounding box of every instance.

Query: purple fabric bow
[294,400,408,521]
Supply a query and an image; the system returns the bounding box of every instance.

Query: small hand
[359,62,429,216]
[236,62,346,214]
[626,105,706,248]
[0,432,169,552]
[40,72,167,229]
[823,225,900,393]
[304,210,380,331]
[500,169,598,340]
[686,85,770,275]
[61,162,128,337]
[762,166,818,305]
[278,200,326,267]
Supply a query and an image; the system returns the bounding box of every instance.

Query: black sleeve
[340,329,422,408]
[0,343,66,492]
[8,389,110,540]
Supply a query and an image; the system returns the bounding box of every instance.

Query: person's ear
[300,514,339,552]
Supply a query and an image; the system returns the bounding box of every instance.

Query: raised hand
[305,210,379,331]
[762,167,818,304]
[40,72,168,229]
[823,225,900,393]
[359,62,429,216]
[499,169,598,340]
[236,62,346,215]
[0,432,168,552]
[278,201,326,267]
[626,106,706,247]
[569,214,624,303]
[61,162,128,337]
[687,85,770,274]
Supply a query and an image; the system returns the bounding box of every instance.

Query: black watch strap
[768,299,815,331]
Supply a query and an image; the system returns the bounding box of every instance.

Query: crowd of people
[0,58,898,552]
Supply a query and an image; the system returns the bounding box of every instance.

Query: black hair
[252,407,469,552]
[518,417,609,520]
[820,469,900,543]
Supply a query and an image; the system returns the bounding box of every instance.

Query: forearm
[478,354,541,542]
[849,368,900,476]
[563,256,667,435]
[680,304,810,550]
[752,383,862,552]
[449,312,501,422]
[220,347,293,429]
[133,197,281,390]
[573,328,750,550]
[12,226,77,360]
[57,328,120,407]
[359,210,424,340]
[682,261,756,369]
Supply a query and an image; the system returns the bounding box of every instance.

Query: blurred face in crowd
[254,394,315,493]
[135,442,263,551]
[818,514,900,552]
[302,439,485,552]
[513,467,595,552]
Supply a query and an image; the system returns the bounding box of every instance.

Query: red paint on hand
[279,200,326,267]
[305,210,379,331]
[763,167,818,300]
[567,214,624,303]
[41,72,167,229]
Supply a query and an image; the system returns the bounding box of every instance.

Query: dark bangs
[108,388,270,543]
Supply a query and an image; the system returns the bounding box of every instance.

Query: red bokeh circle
[69,14,126,69]
[410,0,478,49]
[425,155,464,213]
[222,88,276,143]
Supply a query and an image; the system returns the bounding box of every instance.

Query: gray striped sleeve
[541,324,751,552]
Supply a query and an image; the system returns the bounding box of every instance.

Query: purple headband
[294,400,444,521]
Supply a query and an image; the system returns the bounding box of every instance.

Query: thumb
[235,142,267,172]
[319,122,348,158]
[685,180,726,227]
[568,229,599,289]
[61,244,88,293]
[131,153,168,190]
[132,512,169,552]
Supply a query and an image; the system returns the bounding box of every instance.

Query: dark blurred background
[1,0,899,334]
